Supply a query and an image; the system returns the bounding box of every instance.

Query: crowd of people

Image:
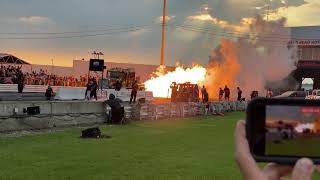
[0,65,24,85]
[0,65,99,87]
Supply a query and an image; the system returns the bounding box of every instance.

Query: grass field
[266,136,320,157]
[0,112,318,180]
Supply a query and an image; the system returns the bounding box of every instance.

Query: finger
[234,120,264,179]
[292,158,314,180]
[263,163,292,180]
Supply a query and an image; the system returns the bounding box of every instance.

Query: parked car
[274,91,307,99]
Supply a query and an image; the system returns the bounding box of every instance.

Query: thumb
[292,158,314,180]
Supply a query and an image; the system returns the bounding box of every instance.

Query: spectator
[224,85,230,101]
[104,94,124,124]
[45,86,54,100]
[235,120,316,179]
[219,88,224,101]
[16,67,25,93]
[90,79,98,101]
[237,87,242,101]
[266,88,273,98]
[85,80,92,100]
[115,80,122,91]
[251,90,259,99]
[130,80,139,104]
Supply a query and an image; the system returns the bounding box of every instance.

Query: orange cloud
[187,13,255,33]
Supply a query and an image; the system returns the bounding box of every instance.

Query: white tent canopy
[0,53,30,64]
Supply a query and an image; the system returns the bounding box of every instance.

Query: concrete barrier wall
[0,101,247,132]
[0,101,105,132]
[130,101,248,121]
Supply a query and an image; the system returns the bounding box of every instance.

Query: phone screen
[265,105,320,158]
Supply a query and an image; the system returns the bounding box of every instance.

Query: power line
[169,24,289,43]
[166,25,293,47]
[166,23,320,43]
[167,22,320,41]
[168,23,289,40]
[0,23,159,35]
[0,25,156,40]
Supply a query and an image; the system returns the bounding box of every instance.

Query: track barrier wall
[0,101,247,132]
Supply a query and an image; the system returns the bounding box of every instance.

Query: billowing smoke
[206,16,297,98]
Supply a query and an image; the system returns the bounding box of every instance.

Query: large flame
[144,65,207,98]
[206,39,241,99]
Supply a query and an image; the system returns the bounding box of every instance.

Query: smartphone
[246,98,320,164]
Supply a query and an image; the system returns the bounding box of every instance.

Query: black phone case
[246,98,320,165]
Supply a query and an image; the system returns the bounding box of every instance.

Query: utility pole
[266,0,270,21]
[160,0,167,66]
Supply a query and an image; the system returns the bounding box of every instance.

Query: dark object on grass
[81,128,101,138]
[273,140,282,144]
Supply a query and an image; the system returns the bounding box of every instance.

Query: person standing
[219,88,224,101]
[224,85,230,101]
[17,68,25,93]
[115,80,122,91]
[90,79,98,101]
[194,84,200,102]
[203,91,209,103]
[170,82,178,102]
[237,87,242,101]
[130,80,139,104]
[201,85,207,102]
[85,80,92,100]
[45,86,54,100]
[266,88,273,98]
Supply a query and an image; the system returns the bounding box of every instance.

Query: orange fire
[144,65,207,98]
[144,40,241,99]
[206,39,241,98]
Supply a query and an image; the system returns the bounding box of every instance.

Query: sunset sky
[1,0,320,67]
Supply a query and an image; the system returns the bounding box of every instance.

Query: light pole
[51,58,54,75]
[160,0,167,66]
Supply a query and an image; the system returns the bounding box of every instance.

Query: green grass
[266,136,320,157]
[0,112,318,180]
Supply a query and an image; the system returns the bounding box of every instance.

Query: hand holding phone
[246,98,320,164]
[235,120,316,179]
